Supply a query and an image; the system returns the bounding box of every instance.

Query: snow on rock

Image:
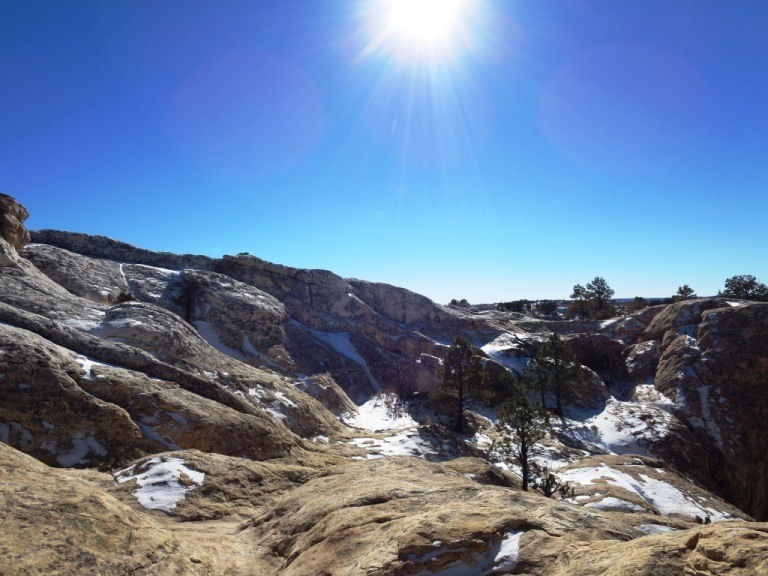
[304,326,380,390]
[561,463,734,522]
[349,429,439,460]
[248,387,297,423]
[585,496,646,513]
[342,394,418,431]
[634,524,680,535]
[562,397,674,455]
[73,355,112,381]
[115,456,205,513]
[410,530,525,576]
[480,333,530,375]
[193,320,247,361]
[56,432,108,467]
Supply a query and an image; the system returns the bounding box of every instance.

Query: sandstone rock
[640,298,727,344]
[348,278,455,326]
[181,268,287,353]
[122,262,185,313]
[0,442,231,575]
[547,522,768,576]
[20,243,131,304]
[625,339,661,383]
[0,193,31,250]
[30,229,214,270]
[248,456,636,576]
[648,302,768,520]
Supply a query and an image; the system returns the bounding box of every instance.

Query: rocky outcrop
[30,228,214,270]
[20,243,130,304]
[0,442,226,575]
[633,299,768,520]
[0,193,30,250]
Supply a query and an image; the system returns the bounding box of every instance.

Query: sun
[359,0,480,65]
[386,0,468,49]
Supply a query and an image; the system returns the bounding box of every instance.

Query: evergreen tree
[531,463,574,499]
[585,277,615,317]
[569,284,589,318]
[495,397,550,491]
[673,284,697,301]
[432,337,489,433]
[536,333,581,416]
[719,275,768,301]
[522,354,550,411]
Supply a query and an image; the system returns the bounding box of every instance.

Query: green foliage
[673,284,697,302]
[586,276,615,318]
[449,298,471,307]
[531,463,574,499]
[630,296,648,311]
[535,300,558,316]
[522,353,550,411]
[525,333,581,416]
[566,278,615,319]
[432,337,490,433]
[495,397,550,491]
[719,275,768,301]
[497,300,531,313]
[566,284,589,319]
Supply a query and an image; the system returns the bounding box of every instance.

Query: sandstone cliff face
[651,301,768,521]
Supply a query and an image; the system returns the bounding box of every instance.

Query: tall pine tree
[496,397,550,491]
[432,337,489,433]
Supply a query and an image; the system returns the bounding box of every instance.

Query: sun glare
[387,0,466,48]
[360,0,480,65]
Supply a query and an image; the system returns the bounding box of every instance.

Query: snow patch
[74,355,111,380]
[410,530,525,576]
[57,433,108,467]
[561,464,734,521]
[634,524,680,535]
[298,322,380,390]
[193,321,247,361]
[342,394,418,431]
[115,457,205,513]
[62,318,101,332]
[585,497,645,512]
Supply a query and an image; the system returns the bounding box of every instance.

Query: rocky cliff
[2,194,768,575]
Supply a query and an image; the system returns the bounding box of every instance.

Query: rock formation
[2,195,768,575]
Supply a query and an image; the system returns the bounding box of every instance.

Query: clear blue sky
[2,1,766,303]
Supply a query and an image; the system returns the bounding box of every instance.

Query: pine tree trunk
[521,442,529,491]
[455,382,464,433]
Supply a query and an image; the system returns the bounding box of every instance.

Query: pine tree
[495,397,550,491]
[569,284,589,318]
[536,333,581,416]
[585,277,615,317]
[523,354,550,411]
[673,284,697,301]
[719,275,768,302]
[432,337,490,433]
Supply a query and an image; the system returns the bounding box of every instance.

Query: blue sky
[2,1,767,303]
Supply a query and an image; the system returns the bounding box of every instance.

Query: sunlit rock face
[0,193,31,251]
